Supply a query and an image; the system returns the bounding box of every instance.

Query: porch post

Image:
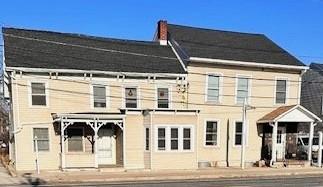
[271,122,278,165]
[60,119,65,170]
[308,121,315,162]
[94,119,99,168]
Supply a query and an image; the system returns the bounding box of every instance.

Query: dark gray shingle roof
[3,27,185,74]
[301,63,323,120]
[168,24,305,67]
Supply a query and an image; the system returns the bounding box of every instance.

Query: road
[8,175,323,187]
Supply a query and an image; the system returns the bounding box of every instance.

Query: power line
[12,81,281,109]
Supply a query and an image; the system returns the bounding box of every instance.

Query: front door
[276,126,286,161]
[97,127,116,165]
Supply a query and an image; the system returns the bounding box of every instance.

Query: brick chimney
[158,20,168,45]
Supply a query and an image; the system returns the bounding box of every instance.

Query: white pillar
[308,122,315,162]
[94,119,99,169]
[318,131,323,167]
[271,122,278,166]
[60,120,65,170]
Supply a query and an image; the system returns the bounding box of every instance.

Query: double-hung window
[93,85,106,108]
[275,79,287,104]
[156,126,193,152]
[170,128,179,150]
[183,128,191,150]
[234,122,243,146]
[207,74,220,102]
[33,128,49,152]
[157,88,169,108]
[125,87,138,108]
[236,77,250,104]
[67,128,84,152]
[205,121,218,146]
[157,128,166,150]
[31,82,47,106]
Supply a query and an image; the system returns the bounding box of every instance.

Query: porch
[52,113,125,170]
[258,105,322,167]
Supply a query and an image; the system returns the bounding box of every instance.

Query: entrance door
[97,127,116,165]
[276,126,286,161]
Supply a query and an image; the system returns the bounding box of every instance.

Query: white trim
[205,72,223,104]
[258,105,322,123]
[90,84,110,109]
[235,74,252,105]
[28,80,49,108]
[232,120,249,148]
[155,85,172,109]
[168,41,187,72]
[154,125,194,153]
[31,126,51,153]
[189,57,309,70]
[203,119,220,148]
[274,77,289,105]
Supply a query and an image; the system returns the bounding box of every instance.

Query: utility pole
[241,98,246,169]
[35,136,40,174]
[241,98,255,169]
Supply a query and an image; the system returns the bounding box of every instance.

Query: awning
[257,105,322,124]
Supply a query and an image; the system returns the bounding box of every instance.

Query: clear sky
[0,0,322,65]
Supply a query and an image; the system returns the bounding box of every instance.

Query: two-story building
[2,21,321,171]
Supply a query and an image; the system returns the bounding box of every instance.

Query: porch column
[94,119,99,169]
[60,119,65,170]
[308,121,315,162]
[271,122,278,165]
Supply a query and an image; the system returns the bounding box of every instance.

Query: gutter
[189,57,309,71]
[5,67,187,79]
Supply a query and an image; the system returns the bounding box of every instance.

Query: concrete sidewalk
[18,167,323,185]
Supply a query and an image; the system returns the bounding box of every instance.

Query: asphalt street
[7,175,323,187]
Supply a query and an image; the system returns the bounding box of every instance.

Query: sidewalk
[18,167,323,185]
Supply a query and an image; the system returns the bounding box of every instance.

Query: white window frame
[90,84,110,109]
[66,126,85,152]
[122,85,141,109]
[235,74,252,105]
[155,85,172,109]
[28,80,49,108]
[157,126,167,151]
[205,73,223,104]
[232,120,249,148]
[32,127,50,152]
[154,125,194,152]
[170,127,180,150]
[274,77,289,105]
[204,119,220,148]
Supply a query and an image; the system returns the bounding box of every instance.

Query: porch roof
[257,104,322,124]
[52,112,125,121]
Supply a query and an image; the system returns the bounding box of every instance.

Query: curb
[42,169,323,184]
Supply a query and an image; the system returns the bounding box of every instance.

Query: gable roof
[258,105,321,123]
[167,24,305,67]
[2,27,185,74]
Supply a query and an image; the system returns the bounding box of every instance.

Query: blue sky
[0,0,323,65]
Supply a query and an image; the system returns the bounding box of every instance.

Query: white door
[97,127,116,165]
[276,126,286,161]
